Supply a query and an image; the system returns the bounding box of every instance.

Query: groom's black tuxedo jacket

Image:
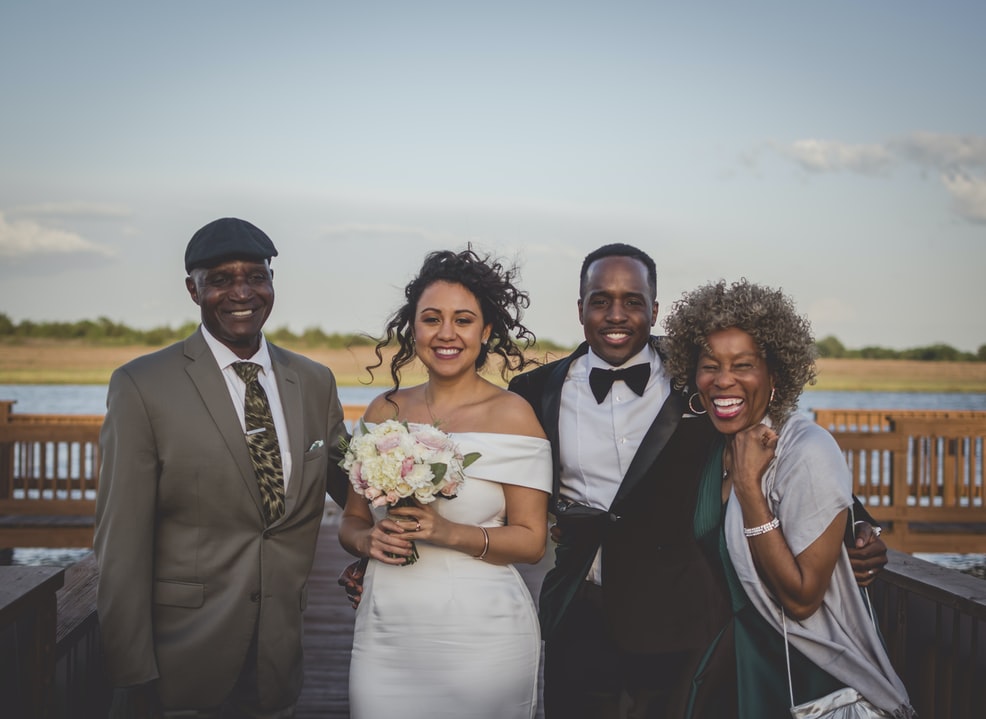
[509,339,730,653]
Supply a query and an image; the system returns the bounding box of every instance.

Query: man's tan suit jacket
[95,328,348,709]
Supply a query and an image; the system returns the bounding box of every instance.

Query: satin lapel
[610,386,687,509]
[542,343,588,497]
[270,346,302,524]
[183,331,265,517]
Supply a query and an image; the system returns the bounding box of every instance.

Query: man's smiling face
[186,258,274,359]
[578,255,658,366]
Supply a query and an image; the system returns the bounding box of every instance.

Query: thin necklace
[424,384,439,426]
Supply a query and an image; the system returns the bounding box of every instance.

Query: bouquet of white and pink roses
[340,419,480,563]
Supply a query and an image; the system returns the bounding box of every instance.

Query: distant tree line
[815,335,986,362]
[0,313,571,352]
[0,314,979,359]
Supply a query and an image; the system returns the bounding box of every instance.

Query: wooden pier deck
[296,506,553,717]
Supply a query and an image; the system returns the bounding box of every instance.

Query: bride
[338,248,551,719]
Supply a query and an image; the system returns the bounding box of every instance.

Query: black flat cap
[184,217,279,273]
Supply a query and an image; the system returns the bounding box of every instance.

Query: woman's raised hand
[729,422,778,492]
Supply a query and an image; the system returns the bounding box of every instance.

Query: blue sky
[2,1,984,352]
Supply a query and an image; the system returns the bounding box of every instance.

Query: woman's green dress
[685,439,844,719]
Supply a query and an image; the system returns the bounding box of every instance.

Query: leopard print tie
[233,362,285,524]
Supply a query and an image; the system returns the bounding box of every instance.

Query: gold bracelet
[474,525,490,560]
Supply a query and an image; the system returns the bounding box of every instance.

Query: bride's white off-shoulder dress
[348,432,552,719]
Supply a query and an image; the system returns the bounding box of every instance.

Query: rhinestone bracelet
[743,517,780,538]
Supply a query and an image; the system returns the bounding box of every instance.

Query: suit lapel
[270,345,302,523]
[184,330,265,517]
[609,338,687,510]
[610,388,686,509]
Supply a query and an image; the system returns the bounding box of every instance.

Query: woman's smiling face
[695,327,774,434]
[413,280,491,378]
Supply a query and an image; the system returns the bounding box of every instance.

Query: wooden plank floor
[297,507,553,718]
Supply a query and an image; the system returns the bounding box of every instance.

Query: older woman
[662,280,914,719]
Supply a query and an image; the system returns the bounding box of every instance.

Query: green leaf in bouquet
[430,462,448,483]
[462,452,481,469]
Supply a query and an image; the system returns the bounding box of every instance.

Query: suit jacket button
[250,591,261,603]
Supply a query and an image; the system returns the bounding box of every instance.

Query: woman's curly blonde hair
[661,279,817,427]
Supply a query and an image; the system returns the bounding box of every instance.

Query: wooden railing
[812,408,986,552]
[0,555,108,718]
[0,564,64,717]
[0,402,366,551]
[2,401,985,716]
[869,550,986,719]
[7,403,983,553]
[0,401,102,549]
[1,546,983,717]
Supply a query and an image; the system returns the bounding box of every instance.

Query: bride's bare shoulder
[362,390,407,423]
[481,387,546,439]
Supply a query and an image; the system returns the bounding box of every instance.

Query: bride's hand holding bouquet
[340,418,479,565]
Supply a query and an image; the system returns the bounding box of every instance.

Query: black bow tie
[588,363,650,404]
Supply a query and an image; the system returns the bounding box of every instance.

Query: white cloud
[778,139,893,175]
[773,132,986,226]
[5,201,132,219]
[942,174,986,225]
[777,132,986,176]
[0,212,115,258]
[890,133,986,174]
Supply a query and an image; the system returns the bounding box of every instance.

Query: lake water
[3,384,984,575]
[4,383,986,416]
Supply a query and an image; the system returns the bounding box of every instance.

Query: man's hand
[847,522,888,588]
[549,523,562,544]
[337,558,367,609]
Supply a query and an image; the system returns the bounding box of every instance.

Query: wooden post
[0,566,65,718]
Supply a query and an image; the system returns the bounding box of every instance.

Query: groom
[508,243,722,718]
[508,243,888,718]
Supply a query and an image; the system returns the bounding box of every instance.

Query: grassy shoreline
[2,339,986,393]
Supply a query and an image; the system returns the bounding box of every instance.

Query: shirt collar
[200,325,273,375]
[586,342,657,372]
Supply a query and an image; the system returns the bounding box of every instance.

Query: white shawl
[724,413,915,718]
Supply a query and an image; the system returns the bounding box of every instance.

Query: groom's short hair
[579,243,657,300]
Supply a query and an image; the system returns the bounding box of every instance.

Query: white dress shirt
[201,326,293,489]
[557,342,670,584]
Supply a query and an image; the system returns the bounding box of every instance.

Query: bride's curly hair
[661,279,817,427]
[367,247,537,401]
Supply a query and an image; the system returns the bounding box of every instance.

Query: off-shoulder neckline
[359,422,548,443]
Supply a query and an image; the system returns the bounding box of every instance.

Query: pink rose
[375,434,403,452]
[414,429,450,451]
[439,481,460,497]
[400,456,415,477]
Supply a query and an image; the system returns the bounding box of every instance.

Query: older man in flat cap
[95,217,349,717]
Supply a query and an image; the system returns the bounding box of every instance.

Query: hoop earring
[688,392,707,415]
